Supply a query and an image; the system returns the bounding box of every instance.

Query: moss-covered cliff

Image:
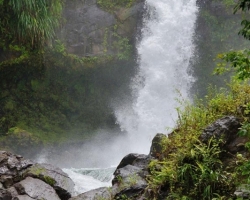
[0,0,144,157]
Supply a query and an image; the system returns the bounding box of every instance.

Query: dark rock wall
[60,0,145,56]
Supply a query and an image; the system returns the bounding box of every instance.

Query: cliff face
[192,0,248,97]
[60,0,145,57]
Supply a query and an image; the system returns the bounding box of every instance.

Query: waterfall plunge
[115,0,198,154]
[37,1,199,194]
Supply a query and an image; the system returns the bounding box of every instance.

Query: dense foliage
[147,80,250,199]
[0,0,63,47]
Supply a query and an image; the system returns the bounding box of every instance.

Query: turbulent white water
[115,0,198,154]
[63,167,115,195]
[37,0,198,195]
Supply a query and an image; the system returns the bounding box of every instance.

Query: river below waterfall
[63,167,115,195]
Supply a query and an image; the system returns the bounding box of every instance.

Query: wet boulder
[116,153,153,169]
[111,153,153,200]
[14,177,60,200]
[0,151,34,188]
[23,163,74,200]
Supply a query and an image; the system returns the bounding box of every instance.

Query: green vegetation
[97,0,136,12]
[0,0,63,48]
[44,176,56,186]
[146,1,250,199]
[214,0,250,81]
[147,79,250,199]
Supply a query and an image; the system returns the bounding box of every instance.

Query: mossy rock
[23,163,74,199]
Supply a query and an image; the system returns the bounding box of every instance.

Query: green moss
[97,0,136,13]
[44,176,56,186]
[27,166,46,175]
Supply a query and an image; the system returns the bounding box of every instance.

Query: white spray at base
[115,0,198,154]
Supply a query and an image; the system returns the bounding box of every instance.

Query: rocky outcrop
[61,0,145,56]
[149,133,168,159]
[0,151,74,200]
[71,115,248,199]
[0,115,247,200]
[199,116,246,154]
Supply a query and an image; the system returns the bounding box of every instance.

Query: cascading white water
[115,0,198,154]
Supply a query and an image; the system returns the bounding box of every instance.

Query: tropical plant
[0,0,63,47]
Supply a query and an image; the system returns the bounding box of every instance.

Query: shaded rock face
[61,0,145,56]
[0,151,74,200]
[199,116,244,154]
[149,133,167,159]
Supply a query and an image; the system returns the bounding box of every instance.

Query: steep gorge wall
[60,0,145,57]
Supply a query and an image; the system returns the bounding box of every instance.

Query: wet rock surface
[0,151,74,200]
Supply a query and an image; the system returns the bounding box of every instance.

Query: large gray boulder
[14,177,60,200]
[23,163,74,200]
[0,151,74,200]
[0,151,34,188]
[199,116,245,153]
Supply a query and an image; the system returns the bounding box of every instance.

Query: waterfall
[37,1,199,195]
[115,0,198,154]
